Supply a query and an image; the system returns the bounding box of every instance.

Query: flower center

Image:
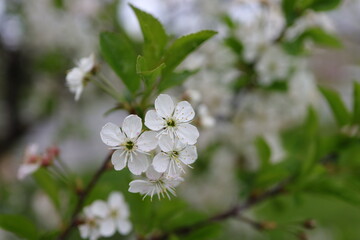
[166,118,176,127]
[125,141,134,150]
[170,151,179,159]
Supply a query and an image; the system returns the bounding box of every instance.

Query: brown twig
[57,151,113,240]
[149,179,289,240]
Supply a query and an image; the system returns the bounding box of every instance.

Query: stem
[57,151,113,240]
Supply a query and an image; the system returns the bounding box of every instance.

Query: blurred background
[1,0,360,239]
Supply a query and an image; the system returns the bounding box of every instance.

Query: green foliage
[352,81,360,124]
[162,30,217,77]
[282,0,301,26]
[100,32,139,93]
[158,70,198,92]
[136,55,166,87]
[33,168,61,211]
[0,214,38,240]
[300,0,342,12]
[255,136,272,169]
[319,86,351,126]
[130,5,168,68]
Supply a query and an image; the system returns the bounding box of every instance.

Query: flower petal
[158,135,174,152]
[174,101,195,123]
[152,153,170,173]
[127,153,149,175]
[176,123,199,145]
[179,145,197,165]
[79,224,90,238]
[100,123,125,147]
[129,180,153,194]
[145,165,163,180]
[66,68,83,86]
[117,219,132,235]
[155,94,175,118]
[122,115,142,139]
[145,110,165,131]
[91,200,109,218]
[137,131,158,152]
[108,192,124,209]
[17,163,41,180]
[111,150,127,171]
[78,54,95,73]
[99,218,116,237]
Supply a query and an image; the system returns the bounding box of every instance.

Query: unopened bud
[47,146,60,158]
[41,154,53,167]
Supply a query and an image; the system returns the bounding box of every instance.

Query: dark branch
[57,151,113,240]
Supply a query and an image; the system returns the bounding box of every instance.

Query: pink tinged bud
[41,154,53,167]
[47,146,60,158]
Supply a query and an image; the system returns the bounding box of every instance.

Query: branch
[57,151,113,240]
[149,179,289,240]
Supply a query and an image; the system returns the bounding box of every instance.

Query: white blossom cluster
[79,192,131,240]
[100,94,199,200]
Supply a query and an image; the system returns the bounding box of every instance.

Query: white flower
[198,104,216,128]
[79,203,102,240]
[100,115,157,175]
[255,45,292,85]
[66,53,95,101]
[145,94,199,145]
[90,192,132,237]
[153,135,197,178]
[17,144,42,180]
[129,166,183,200]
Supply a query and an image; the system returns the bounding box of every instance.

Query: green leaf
[319,86,351,126]
[302,27,342,48]
[307,0,342,11]
[100,32,139,93]
[33,168,61,211]
[159,70,199,92]
[136,55,166,86]
[0,215,38,240]
[182,223,221,240]
[130,5,168,67]
[353,81,360,124]
[282,0,301,26]
[255,136,271,169]
[162,30,217,76]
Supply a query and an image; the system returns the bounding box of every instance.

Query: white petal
[174,101,195,123]
[179,145,197,165]
[78,54,95,73]
[158,135,174,152]
[74,85,83,101]
[145,110,165,131]
[111,150,127,171]
[117,219,132,235]
[136,131,158,152]
[108,192,124,209]
[176,123,199,145]
[145,165,163,180]
[100,123,125,147]
[127,153,149,175]
[66,68,83,85]
[17,163,40,180]
[155,94,175,118]
[129,180,153,194]
[79,224,90,238]
[91,200,109,218]
[99,218,116,237]
[122,115,142,139]
[165,177,184,188]
[152,153,170,173]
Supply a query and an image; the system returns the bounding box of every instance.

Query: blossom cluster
[79,192,131,240]
[100,94,199,200]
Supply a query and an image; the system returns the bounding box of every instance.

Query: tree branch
[149,179,289,240]
[57,151,113,240]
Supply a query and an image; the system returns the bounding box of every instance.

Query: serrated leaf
[162,30,217,77]
[33,168,61,211]
[319,86,351,126]
[130,5,168,67]
[136,55,166,86]
[353,81,360,124]
[159,70,198,92]
[0,215,38,240]
[100,32,139,93]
